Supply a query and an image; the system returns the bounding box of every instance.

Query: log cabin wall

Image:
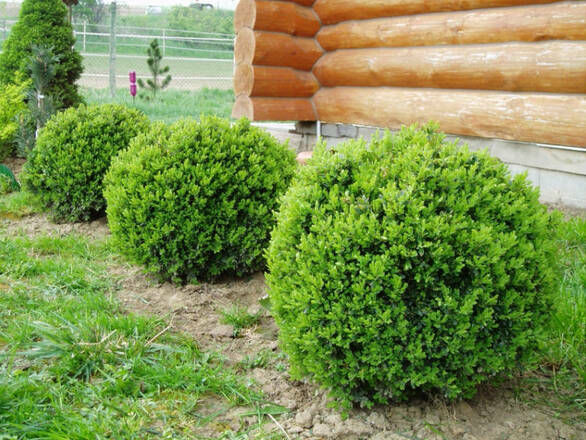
[232,0,586,148]
[232,0,321,121]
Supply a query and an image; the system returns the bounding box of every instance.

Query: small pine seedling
[138,39,172,100]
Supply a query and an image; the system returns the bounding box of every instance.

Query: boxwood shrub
[22,104,149,222]
[104,117,297,282]
[267,125,560,408]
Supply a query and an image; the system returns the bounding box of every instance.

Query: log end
[234,0,255,33]
[233,96,317,121]
[234,27,255,65]
[232,95,254,120]
[234,63,254,97]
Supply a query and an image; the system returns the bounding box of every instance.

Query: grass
[522,216,586,423]
[0,191,43,219]
[0,232,285,439]
[221,306,262,338]
[82,87,235,124]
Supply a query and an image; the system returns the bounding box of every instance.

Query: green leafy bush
[0,79,28,161]
[0,0,83,108]
[22,104,149,222]
[167,7,234,36]
[267,125,560,408]
[104,117,296,282]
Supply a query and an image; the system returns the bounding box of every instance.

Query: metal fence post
[162,28,166,57]
[83,21,87,52]
[109,2,117,98]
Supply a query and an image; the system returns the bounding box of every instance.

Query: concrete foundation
[254,122,586,209]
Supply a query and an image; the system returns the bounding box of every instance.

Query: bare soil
[2,211,584,440]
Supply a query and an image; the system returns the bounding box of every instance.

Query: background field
[1,3,235,91]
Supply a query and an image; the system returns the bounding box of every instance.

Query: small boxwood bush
[267,125,560,408]
[104,117,297,282]
[22,104,149,222]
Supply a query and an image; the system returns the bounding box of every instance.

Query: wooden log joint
[235,64,320,98]
[235,28,323,71]
[235,0,321,37]
[232,95,317,121]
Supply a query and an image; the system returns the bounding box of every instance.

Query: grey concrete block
[338,124,358,138]
[295,121,316,135]
[257,123,586,208]
[320,123,339,138]
[538,169,586,208]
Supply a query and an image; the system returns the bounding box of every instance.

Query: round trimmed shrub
[267,125,560,408]
[22,104,149,222]
[104,117,297,282]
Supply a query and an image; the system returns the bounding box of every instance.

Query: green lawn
[82,87,235,124]
[0,226,283,438]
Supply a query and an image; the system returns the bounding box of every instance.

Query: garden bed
[1,205,584,440]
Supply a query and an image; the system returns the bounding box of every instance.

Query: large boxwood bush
[22,104,149,222]
[267,125,560,408]
[104,117,297,282]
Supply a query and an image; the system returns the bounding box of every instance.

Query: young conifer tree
[15,45,61,157]
[138,39,172,100]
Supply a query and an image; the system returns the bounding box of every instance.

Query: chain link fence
[0,13,235,91]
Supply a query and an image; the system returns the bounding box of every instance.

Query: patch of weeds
[225,403,290,440]
[0,232,273,438]
[0,190,44,218]
[221,305,261,338]
[238,350,289,376]
[239,349,274,370]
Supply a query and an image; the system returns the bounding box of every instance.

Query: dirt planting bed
[1,210,584,440]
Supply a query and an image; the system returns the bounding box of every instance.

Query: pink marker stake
[129,71,137,104]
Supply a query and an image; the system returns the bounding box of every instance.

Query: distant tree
[167,6,234,35]
[62,0,78,23]
[73,0,106,24]
[138,39,171,100]
[0,0,83,108]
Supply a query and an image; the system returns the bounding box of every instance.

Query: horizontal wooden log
[314,87,586,148]
[313,42,586,94]
[235,28,323,71]
[288,0,315,6]
[235,64,320,97]
[314,0,560,25]
[232,95,316,121]
[235,0,320,37]
[317,2,586,50]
